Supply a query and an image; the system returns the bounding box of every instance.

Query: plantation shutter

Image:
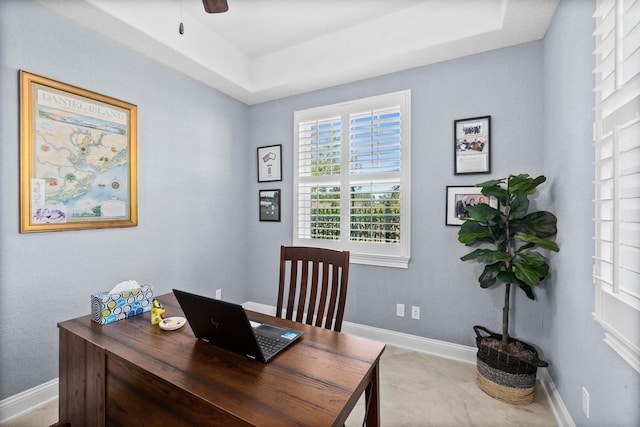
[293,90,411,268]
[298,117,342,178]
[349,107,402,244]
[349,107,402,174]
[593,0,640,373]
[297,118,342,240]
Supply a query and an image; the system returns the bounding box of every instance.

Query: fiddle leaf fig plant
[458,174,559,345]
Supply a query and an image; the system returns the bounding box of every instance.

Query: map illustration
[32,85,130,224]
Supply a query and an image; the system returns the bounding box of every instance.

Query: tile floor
[345,345,557,426]
[1,346,557,427]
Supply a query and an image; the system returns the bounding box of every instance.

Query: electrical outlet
[396,303,405,317]
[411,306,420,320]
[582,386,590,418]
[215,289,222,299]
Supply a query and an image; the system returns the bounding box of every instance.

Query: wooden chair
[276,245,350,332]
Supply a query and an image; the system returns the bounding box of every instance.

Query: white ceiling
[40,0,559,105]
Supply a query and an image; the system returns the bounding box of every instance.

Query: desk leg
[59,328,106,427]
[365,363,380,427]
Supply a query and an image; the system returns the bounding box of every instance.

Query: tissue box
[91,284,153,324]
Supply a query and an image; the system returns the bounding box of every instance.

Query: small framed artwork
[454,116,491,175]
[446,186,498,226]
[257,144,282,182]
[259,189,281,222]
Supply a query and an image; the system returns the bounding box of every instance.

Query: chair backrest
[276,245,350,332]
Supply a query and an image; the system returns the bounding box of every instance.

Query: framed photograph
[259,189,281,222]
[454,116,491,174]
[19,70,138,232]
[446,186,498,226]
[257,144,282,182]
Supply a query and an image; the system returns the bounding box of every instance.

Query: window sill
[594,285,640,374]
[351,253,410,269]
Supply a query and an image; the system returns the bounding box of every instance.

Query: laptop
[173,289,304,362]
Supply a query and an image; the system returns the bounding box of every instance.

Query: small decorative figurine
[151,298,165,325]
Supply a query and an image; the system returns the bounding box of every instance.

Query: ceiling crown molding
[39,0,558,105]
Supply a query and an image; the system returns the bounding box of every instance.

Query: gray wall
[1,0,638,425]
[248,38,547,346]
[542,0,640,425]
[0,0,250,399]
[247,1,639,425]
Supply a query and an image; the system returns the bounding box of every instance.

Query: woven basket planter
[474,326,548,405]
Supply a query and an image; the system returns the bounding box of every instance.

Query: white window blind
[349,106,402,245]
[294,91,411,268]
[593,0,640,373]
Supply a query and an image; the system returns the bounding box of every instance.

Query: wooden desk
[58,293,385,426]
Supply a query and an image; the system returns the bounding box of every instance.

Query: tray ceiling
[40,0,559,104]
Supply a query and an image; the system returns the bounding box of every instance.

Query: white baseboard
[341,320,477,364]
[538,368,577,427]
[0,378,58,423]
[1,302,574,427]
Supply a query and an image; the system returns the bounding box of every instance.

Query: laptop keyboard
[255,334,286,357]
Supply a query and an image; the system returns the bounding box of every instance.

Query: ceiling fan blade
[202,0,228,13]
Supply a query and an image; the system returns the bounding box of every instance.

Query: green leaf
[497,271,517,283]
[517,251,550,274]
[508,190,529,220]
[479,262,503,288]
[493,250,510,261]
[512,262,541,286]
[461,249,508,263]
[476,178,505,188]
[465,203,501,224]
[507,174,530,193]
[515,233,560,252]
[508,174,546,195]
[511,211,558,238]
[461,248,490,262]
[518,283,536,300]
[516,242,536,252]
[527,175,547,193]
[513,253,549,286]
[481,186,507,205]
[458,221,493,244]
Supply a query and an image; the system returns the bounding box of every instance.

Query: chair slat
[296,260,309,323]
[326,264,339,330]
[276,245,350,332]
[286,259,298,320]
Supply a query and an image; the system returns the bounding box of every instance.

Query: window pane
[350,183,400,243]
[297,185,341,240]
[298,118,341,177]
[349,107,401,174]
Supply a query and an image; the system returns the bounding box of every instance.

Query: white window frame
[293,90,411,268]
[592,0,640,373]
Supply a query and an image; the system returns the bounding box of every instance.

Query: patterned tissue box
[91,284,153,324]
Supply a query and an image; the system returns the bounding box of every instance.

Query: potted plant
[457,174,559,405]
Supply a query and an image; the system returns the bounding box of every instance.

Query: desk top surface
[58,292,385,426]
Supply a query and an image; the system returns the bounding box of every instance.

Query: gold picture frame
[19,70,138,232]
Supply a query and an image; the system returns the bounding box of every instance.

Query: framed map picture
[19,70,138,232]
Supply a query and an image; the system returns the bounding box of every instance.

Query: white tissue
[109,280,140,294]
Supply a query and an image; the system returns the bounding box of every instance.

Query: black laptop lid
[173,289,264,361]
